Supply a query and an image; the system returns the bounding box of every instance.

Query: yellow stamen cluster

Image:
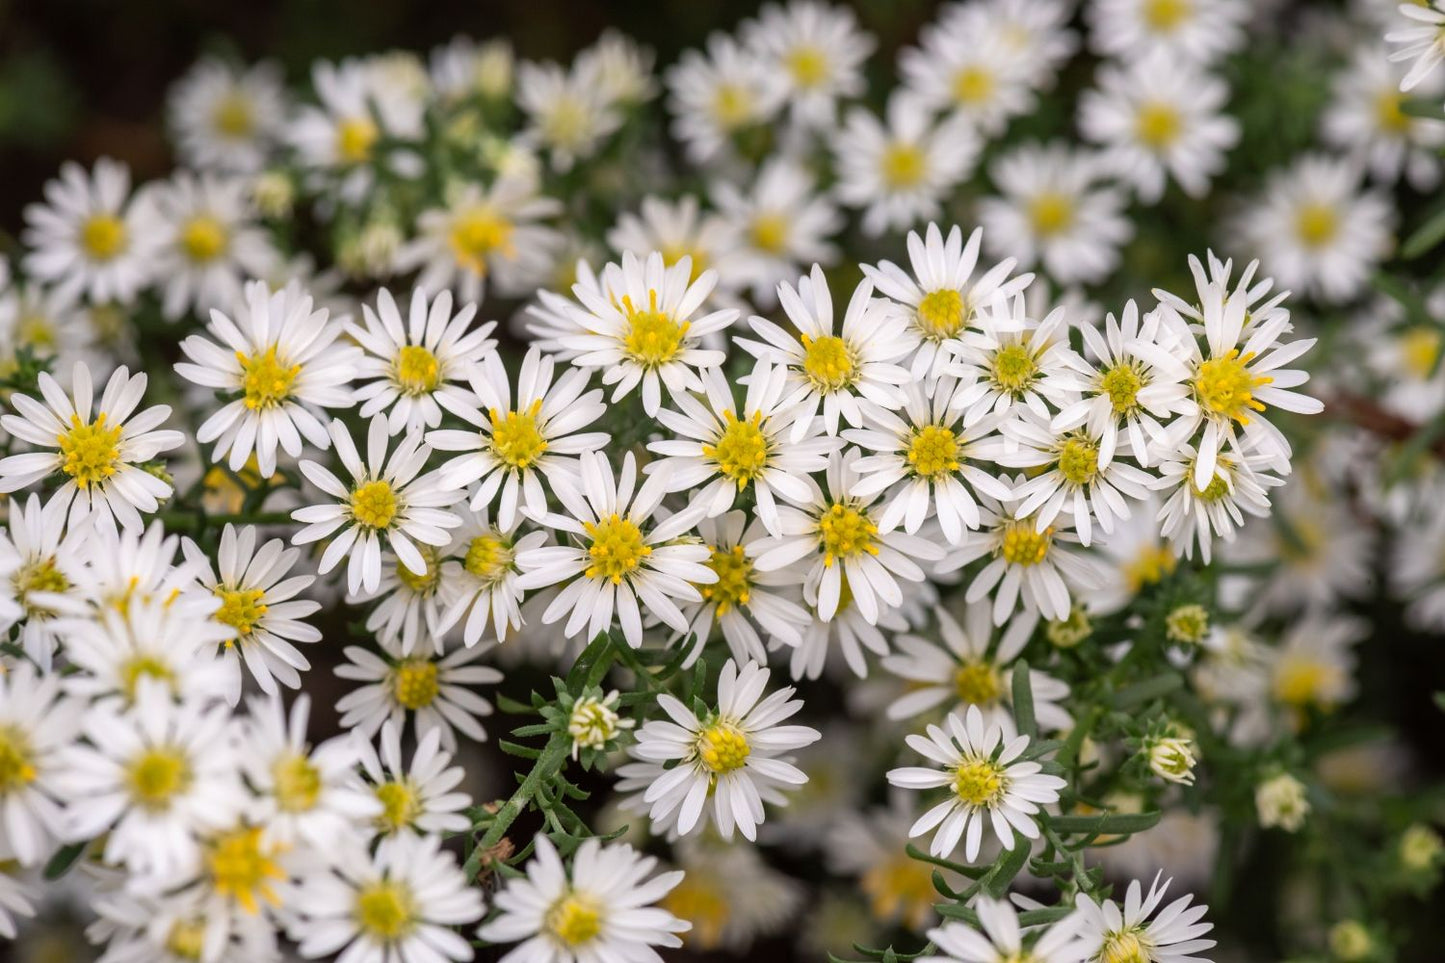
[214,586,268,638]
[180,215,229,263]
[375,780,420,833]
[951,66,995,105]
[953,662,1002,706]
[464,534,514,584]
[272,754,322,813]
[621,291,689,367]
[700,545,752,615]
[1142,0,1190,30]
[391,659,440,710]
[916,288,966,339]
[489,400,549,469]
[355,880,417,941]
[80,214,128,261]
[696,720,751,774]
[750,213,790,254]
[165,920,207,961]
[661,876,729,949]
[951,757,1007,807]
[999,520,1053,567]
[906,424,961,479]
[395,546,442,595]
[212,94,255,137]
[785,46,830,87]
[1100,929,1153,963]
[801,333,857,391]
[861,854,937,931]
[660,244,708,283]
[125,747,193,810]
[350,479,399,530]
[1056,435,1100,487]
[881,143,927,189]
[584,515,651,584]
[14,557,69,618]
[206,826,284,915]
[1193,349,1271,425]
[1294,202,1339,248]
[237,346,301,411]
[704,410,770,485]
[989,343,1039,396]
[336,117,379,164]
[0,726,38,793]
[58,412,123,490]
[711,84,754,128]
[1124,545,1178,592]
[1028,192,1075,236]
[546,893,603,947]
[120,655,176,700]
[449,207,515,275]
[817,503,879,567]
[393,345,442,395]
[1135,102,1182,150]
[1099,362,1145,414]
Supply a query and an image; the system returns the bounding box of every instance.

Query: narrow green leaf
[1403,98,1445,120]
[1403,203,1445,259]
[1112,672,1183,709]
[1011,659,1037,738]
[43,842,85,880]
[983,840,1031,897]
[1048,810,1162,835]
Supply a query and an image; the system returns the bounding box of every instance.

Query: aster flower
[335,637,502,751]
[516,60,623,172]
[352,720,472,841]
[606,194,734,286]
[1073,874,1215,963]
[740,0,874,129]
[947,292,1077,424]
[898,14,1036,136]
[0,663,82,867]
[0,493,88,671]
[1087,0,1249,65]
[1323,43,1445,190]
[434,510,545,647]
[1149,443,1283,562]
[923,896,1087,963]
[1387,1,1445,91]
[167,56,288,173]
[664,33,786,165]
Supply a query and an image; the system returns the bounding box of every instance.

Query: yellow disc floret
[916,288,966,340]
[584,515,651,584]
[375,780,421,833]
[1100,929,1153,963]
[951,757,1007,807]
[989,343,1039,396]
[355,880,417,941]
[785,46,830,88]
[951,66,995,105]
[1057,435,1100,487]
[350,480,398,530]
[464,534,514,584]
[696,720,751,774]
[801,333,856,391]
[999,520,1053,566]
[449,207,515,275]
[1135,102,1182,150]
[395,545,442,595]
[206,826,284,914]
[0,726,38,793]
[817,503,879,567]
[1099,362,1145,414]
[336,117,379,165]
[750,213,790,254]
[80,214,128,261]
[58,412,123,490]
[272,753,322,813]
[1142,0,1190,30]
[546,893,603,947]
[393,345,441,395]
[489,400,549,469]
[906,424,961,479]
[125,747,193,810]
[953,662,1002,706]
[1294,203,1339,248]
[881,143,927,189]
[704,410,770,486]
[214,586,268,637]
[180,215,229,263]
[1193,349,1271,425]
[700,544,752,615]
[1028,192,1075,236]
[391,659,440,710]
[621,291,689,368]
[238,346,301,410]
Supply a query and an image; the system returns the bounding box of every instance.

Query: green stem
[466,734,571,877]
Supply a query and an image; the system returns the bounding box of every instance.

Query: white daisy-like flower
[755,450,944,625]
[664,32,786,164]
[549,250,737,416]
[1079,50,1239,202]
[883,602,1073,734]
[56,684,243,881]
[352,720,471,841]
[427,346,609,530]
[83,890,277,963]
[575,30,657,106]
[887,704,1066,861]
[1073,874,1215,963]
[862,223,1033,381]
[845,377,1014,544]
[175,279,360,478]
[0,493,88,671]
[167,57,287,173]
[964,0,1079,93]
[0,871,32,941]
[833,95,980,236]
[515,60,623,172]
[434,510,544,647]
[606,194,735,287]
[948,292,1076,424]
[352,544,456,655]
[740,0,873,129]
[1088,500,1180,614]
[923,895,1087,963]
[22,158,156,306]
[898,13,1036,136]
[43,516,208,618]
[292,414,462,595]
[515,450,714,648]
[347,286,497,436]
[132,171,278,320]
[978,143,1134,286]
[182,523,321,704]
[402,175,562,303]
[1088,0,1249,65]
[289,829,483,963]
[0,277,96,382]
[625,658,820,840]
[1149,443,1283,562]
[0,362,183,532]
[826,790,951,932]
[738,265,914,441]
[0,662,81,867]
[1268,614,1365,722]
[479,833,689,963]
[428,35,513,103]
[335,637,502,751]
[647,359,840,535]
[1387,0,1445,91]
[1323,44,1445,190]
[1235,154,1395,305]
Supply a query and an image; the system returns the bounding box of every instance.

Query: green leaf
[1048,810,1162,835]
[1112,672,1183,709]
[1011,659,1037,738]
[905,843,987,878]
[982,839,1032,897]
[1403,98,1445,121]
[1016,906,1077,926]
[43,841,85,880]
[1402,202,1445,259]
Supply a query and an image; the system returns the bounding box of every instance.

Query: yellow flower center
[1028,192,1075,236]
[350,480,398,530]
[951,757,1007,807]
[206,826,283,915]
[165,920,208,961]
[375,780,421,833]
[120,655,176,701]
[990,342,1039,396]
[464,534,514,583]
[1057,435,1100,487]
[704,410,770,486]
[546,893,603,947]
[916,288,966,340]
[0,726,38,793]
[17,312,57,351]
[801,333,857,391]
[13,558,69,618]
[881,143,927,189]
[391,659,440,710]
[953,661,1002,706]
[1193,349,1271,425]
[489,400,549,469]
[1124,545,1177,592]
[355,880,417,941]
[58,412,124,490]
[237,345,301,411]
[448,206,515,275]
[660,244,709,283]
[786,45,830,88]
[214,586,268,637]
[696,721,751,774]
[80,214,128,262]
[1295,202,1339,248]
[699,544,752,615]
[750,213,790,254]
[1135,102,1182,150]
[584,515,651,584]
[662,876,730,949]
[817,503,879,567]
[621,291,689,368]
[1142,0,1190,30]
[393,344,441,395]
[125,747,193,811]
[272,753,322,813]
[1193,472,1232,501]
[861,853,937,931]
[711,84,754,128]
[1376,90,1411,134]
[1273,658,1340,709]
[336,117,379,165]
[906,424,962,479]
[395,545,442,595]
[999,520,1053,566]
[951,66,995,105]
[1100,929,1153,963]
[212,93,255,137]
[180,215,229,263]
[1400,326,1441,378]
[541,97,591,149]
[1099,362,1145,414]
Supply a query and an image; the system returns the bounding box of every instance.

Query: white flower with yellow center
[237,694,378,851]
[923,895,1089,963]
[739,265,915,442]
[648,359,840,535]
[0,663,81,867]
[1324,44,1445,190]
[21,157,156,306]
[1088,500,1180,614]
[290,830,483,963]
[664,33,786,165]
[516,60,624,172]
[428,35,513,103]
[1074,874,1215,963]
[352,543,455,656]
[960,0,1078,93]
[352,720,471,842]
[1235,154,1395,305]
[1079,51,1239,202]
[827,791,953,932]
[887,704,1065,861]
[132,171,279,320]
[348,286,497,436]
[1388,0,1445,91]
[40,517,209,619]
[55,683,243,881]
[427,346,609,530]
[846,377,1014,544]
[740,0,873,128]
[167,56,287,173]
[624,658,819,840]
[292,415,462,595]
[883,601,1073,735]
[515,450,715,648]
[335,637,503,752]
[899,14,1036,135]
[606,194,735,288]
[1149,442,1282,563]
[0,362,183,532]
[978,142,1134,287]
[658,835,803,951]
[1088,0,1248,64]
[0,493,87,671]
[551,250,737,416]
[480,833,689,963]
[756,450,944,626]
[0,278,95,382]
[1268,614,1364,722]
[176,279,360,478]
[833,95,980,236]
[85,889,276,963]
[712,158,843,307]
[575,30,657,106]
[181,523,321,705]
[434,511,544,647]
[948,292,1076,424]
